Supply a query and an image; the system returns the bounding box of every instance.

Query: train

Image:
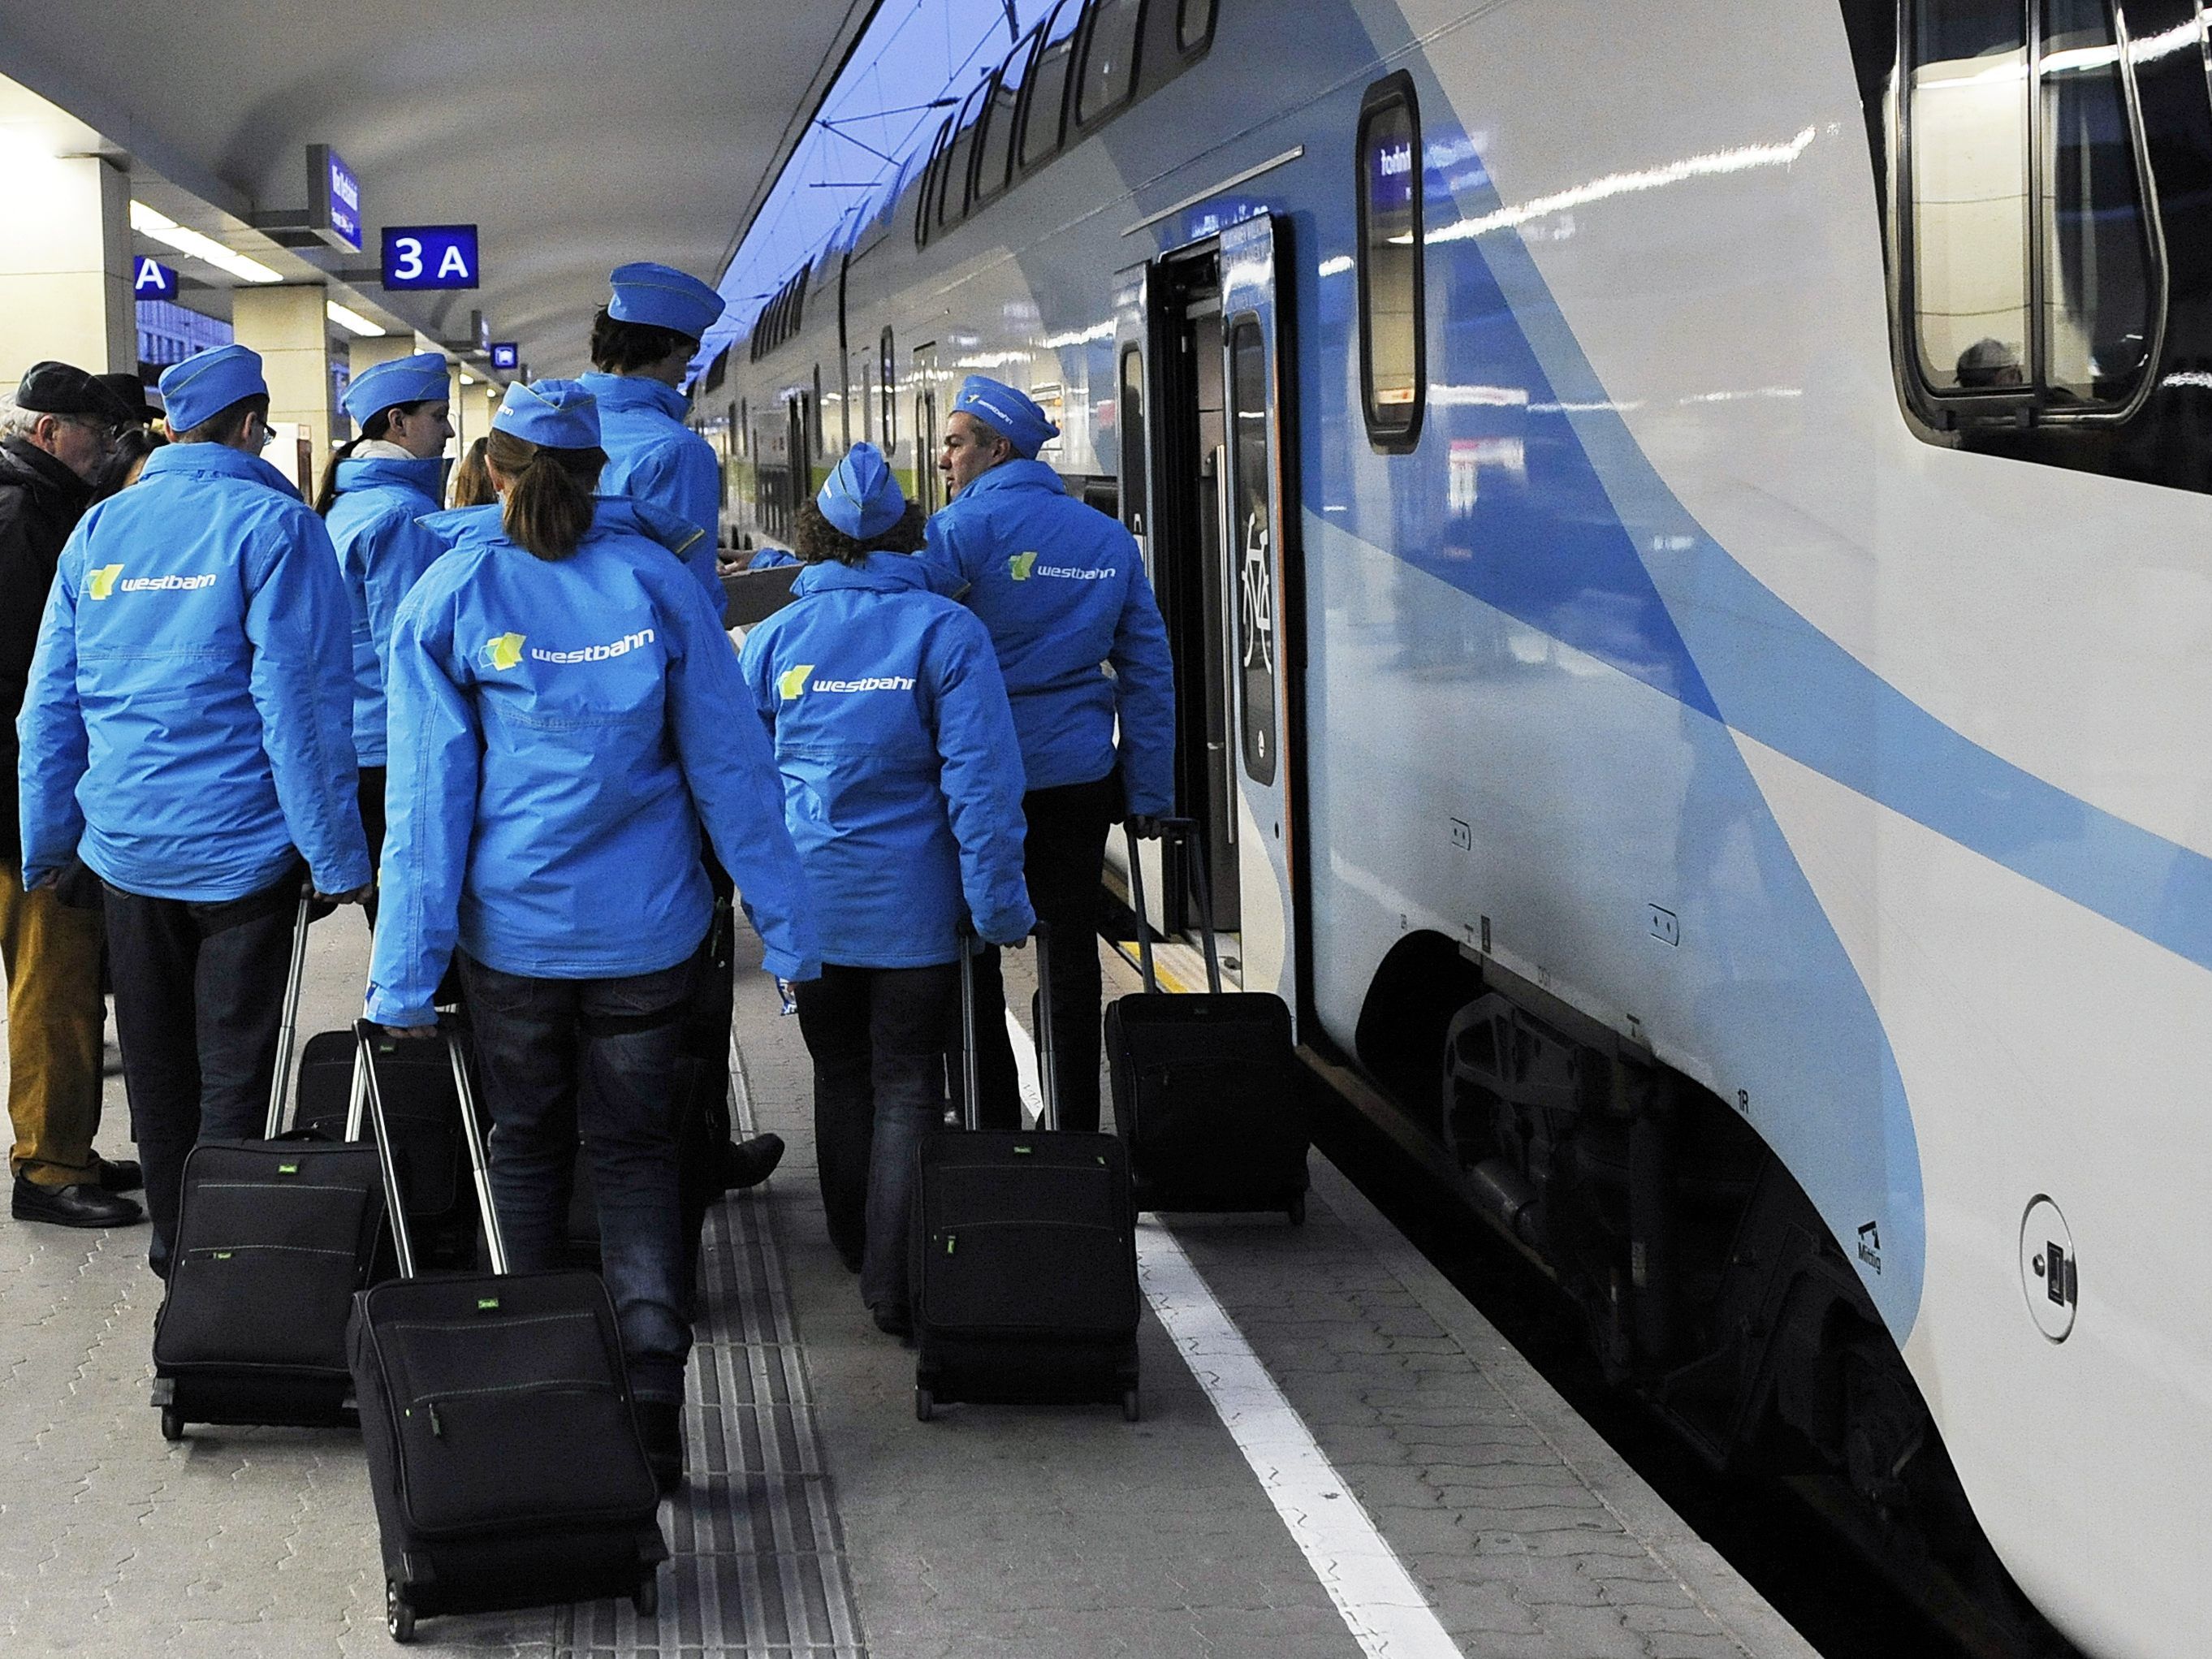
[702,2,2212,1653]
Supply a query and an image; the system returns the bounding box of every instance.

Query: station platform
[0,917,1821,1659]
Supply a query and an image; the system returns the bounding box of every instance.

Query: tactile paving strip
[555,1056,867,1659]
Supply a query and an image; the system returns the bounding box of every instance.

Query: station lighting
[324,300,386,337]
[458,373,475,386]
[128,201,282,283]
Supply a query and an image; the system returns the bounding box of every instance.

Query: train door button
[2020,1196,2077,1342]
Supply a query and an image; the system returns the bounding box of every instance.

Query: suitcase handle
[956,921,1059,1131]
[352,1018,509,1279]
[1121,819,1222,996]
[262,886,316,1140]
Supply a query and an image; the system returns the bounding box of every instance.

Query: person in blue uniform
[316,352,453,895]
[739,444,1031,1336]
[582,261,728,609]
[366,378,818,1490]
[918,377,1175,1133]
[19,343,374,1278]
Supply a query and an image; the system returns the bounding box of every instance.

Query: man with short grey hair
[0,362,141,1230]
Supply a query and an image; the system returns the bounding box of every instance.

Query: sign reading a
[132,257,179,300]
[307,145,363,253]
[382,225,480,292]
[490,343,520,371]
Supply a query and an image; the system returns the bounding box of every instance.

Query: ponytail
[315,404,405,516]
[485,428,606,561]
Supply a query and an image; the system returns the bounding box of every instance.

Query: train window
[861,362,874,444]
[916,114,955,246]
[1899,0,2159,422]
[1178,0,1214,51]
[1119,343,1147,538]
[879,327,896,448]
[1228,316,1276,785]
[1077,0,1145,127]
[940,80,993,229]
[1021,2,1083,171]
[1356,73,1425,451]
[977,28,1039,202]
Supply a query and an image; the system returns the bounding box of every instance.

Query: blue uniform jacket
[581,373,724,610]
[918,460,1176,814]
[17,443,371,901]
[737,555,1033,966]
[365,499,818,1026]
[325,454,444,767]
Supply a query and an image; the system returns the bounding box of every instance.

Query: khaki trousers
[0,866,106,1187]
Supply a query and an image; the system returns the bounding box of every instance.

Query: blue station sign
[132,257,179,300]
[382,225,480,292]
[490,342,519,371]
[307,145,363,253]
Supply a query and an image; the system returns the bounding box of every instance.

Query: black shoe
[719,1132,784,1191]
[635,1400,684,1495]
[12,1174,144,1229]
[94,1157,143,1193]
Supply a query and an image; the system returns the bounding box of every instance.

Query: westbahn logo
[780,663,916,697]
[1008,551,1037,581]
[480,633,525,671]
[779,663,814,700]
[1008,551,1109,583]
[87,564,215,599]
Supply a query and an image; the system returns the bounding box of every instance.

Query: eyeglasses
[253,417,279,451]
[65,416,126,447]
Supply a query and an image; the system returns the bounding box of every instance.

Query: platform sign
[132,257,179,300]
[307,145,363,253]
[490,342,519,371]
[382,225,479,292]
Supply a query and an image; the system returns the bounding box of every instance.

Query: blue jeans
[795,962,956,1321]
[458,951,694,1405]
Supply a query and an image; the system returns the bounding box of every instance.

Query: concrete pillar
[0,153,132,383]
[231,284,334,493]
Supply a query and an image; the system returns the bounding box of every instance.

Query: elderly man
[919,375,1176,1133]
[0,363,142,1230]
[19,344,372,1276]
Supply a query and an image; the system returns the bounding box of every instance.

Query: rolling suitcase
[149,891,390,1439]
[911,924,1142,1424]
[1106,819,1311,1221]
[296,1026,482,1272]
[347,1018,667,1644]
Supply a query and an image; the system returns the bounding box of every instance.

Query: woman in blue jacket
[739,444,1031,1337]
[367,378,818,1491]
[316,352,452,891]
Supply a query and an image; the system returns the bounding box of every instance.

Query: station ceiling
[0,1,876,373]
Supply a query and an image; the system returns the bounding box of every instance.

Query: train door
[911,342,944,514]
[784,393,807,525]
[1118,214,1298,1001]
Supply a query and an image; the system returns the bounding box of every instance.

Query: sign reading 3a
[382,225,480,291]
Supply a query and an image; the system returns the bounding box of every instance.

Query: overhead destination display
[307,145,363,252]
[382,225,480,291]
[132,257,179,300]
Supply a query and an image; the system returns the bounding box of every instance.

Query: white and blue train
[709,2,2212,1652]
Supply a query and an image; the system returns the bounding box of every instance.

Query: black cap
[93,373,159,426]
[16,362,136,426]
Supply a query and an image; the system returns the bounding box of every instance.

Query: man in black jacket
[0,362,142,1229]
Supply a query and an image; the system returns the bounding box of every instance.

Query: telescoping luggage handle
[261,888,317,1140]
[956,921,1058,1131]
[351,1018,508,1281]
[1121,818,1222,997]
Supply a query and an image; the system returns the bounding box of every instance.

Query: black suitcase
[1106,820,1311,1221]
[347,1019,667,1644]
[149,892,390,1439]
[911,924,1142,1424]
[296,1027,482,1272]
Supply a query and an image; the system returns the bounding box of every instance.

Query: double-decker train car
[711,2,2212,1652]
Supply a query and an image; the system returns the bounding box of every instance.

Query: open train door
[1215,212,1298,1007]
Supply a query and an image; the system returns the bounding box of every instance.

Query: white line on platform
[1000,1015,1462,1659]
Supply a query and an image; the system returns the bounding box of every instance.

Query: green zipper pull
[945,1233,956,1255]
[428,1402,443,1438]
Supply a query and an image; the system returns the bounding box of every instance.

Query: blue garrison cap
[952,375,1057,458]
[342,352,450,426]
[607,262,724,342]
[818,443,906,540]
[491,378,601,449]
[158,344,267,435]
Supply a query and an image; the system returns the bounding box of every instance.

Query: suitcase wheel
[914,1385,935,1424]
[159,1407,184,1443]
[385,1579,415,1644]
[1122,1388,1141,1424]
[633,1575,659,1618]
[1286,1194,1307,1227]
